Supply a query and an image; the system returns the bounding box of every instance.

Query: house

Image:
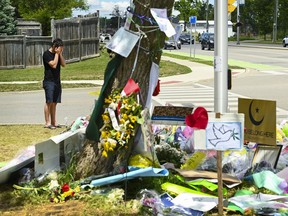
[179,20,234,38]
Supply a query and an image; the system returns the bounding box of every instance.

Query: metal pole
[214,0,228,114]
[190,23,192,58]
[194,22,196,58]
[214,1,228,213]
[236,0,240,45]
[118,15,120,29]
[273,0,278,43]
[206,0,209,32]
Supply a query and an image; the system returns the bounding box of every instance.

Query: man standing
[43,38,66,129]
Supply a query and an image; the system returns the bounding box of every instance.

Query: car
[179,33,194,44]
[164,39,181,49]
[99,33,111,43]
[283,36,288,47]
[201,32,214,50]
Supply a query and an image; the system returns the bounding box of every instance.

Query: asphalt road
[172,42,288,114]
[0,88,100,125]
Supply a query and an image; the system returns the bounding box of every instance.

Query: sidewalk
[160,56,214,83]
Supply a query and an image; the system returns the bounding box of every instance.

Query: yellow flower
[111,142,117,148]
[101,131,109,139]
[115,94,121,100]
[74,186,80,193]
[122,113,128,120]
[125,104,132,110]
[129,116,137,123]
[104,141,110,151]
[119,118,125,124]
[128,124,134,129]
[102,150,108,157]
[115,131,121,139]
[62,190,74,198]
[105,96,112,104]
[102,113,110,123]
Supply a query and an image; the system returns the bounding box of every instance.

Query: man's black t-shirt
[43,50,61,83]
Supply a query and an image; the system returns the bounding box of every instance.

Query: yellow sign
[238,98,276,145]
[228,0,237,13]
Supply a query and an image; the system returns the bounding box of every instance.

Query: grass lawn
[0,50,192,92]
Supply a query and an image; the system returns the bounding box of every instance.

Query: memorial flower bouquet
[49,182,81,203]
[99,84,143,157]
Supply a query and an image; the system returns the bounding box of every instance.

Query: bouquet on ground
[99,78,144,157]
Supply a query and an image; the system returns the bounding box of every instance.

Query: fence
[0,12,100,69]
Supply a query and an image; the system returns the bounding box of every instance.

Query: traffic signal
[228,0,237,13]
[234,22,243,27]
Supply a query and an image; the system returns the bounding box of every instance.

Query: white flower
[48,180,59,190]
[47,171,58,180]
[109,102,118,110]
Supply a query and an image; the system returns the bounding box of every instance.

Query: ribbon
[127,6,158,25]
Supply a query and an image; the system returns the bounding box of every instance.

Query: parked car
[179,33,194,44]
[283,36,288,47]
[201,32,214,50]
[99,33,111,43]
[164,39,181,49]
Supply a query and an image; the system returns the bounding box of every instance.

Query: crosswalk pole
[214,0,229,215]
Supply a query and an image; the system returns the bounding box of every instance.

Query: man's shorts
[43,81,62,103]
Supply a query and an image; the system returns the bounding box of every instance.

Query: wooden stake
[216,112,223,215]
[217,150,223,215]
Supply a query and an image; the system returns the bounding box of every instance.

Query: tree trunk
[75,0,175,180]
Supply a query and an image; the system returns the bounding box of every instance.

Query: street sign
[189,16,197,24]
[228,0,237,13]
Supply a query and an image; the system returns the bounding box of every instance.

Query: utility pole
[214,0,228,214]
[206,0,209,32]
[273,0,278,43]
[236,0,240,45]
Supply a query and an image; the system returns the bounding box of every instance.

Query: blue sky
[72,0,215,17]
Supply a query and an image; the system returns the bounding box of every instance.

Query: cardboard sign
[238,98,276,145]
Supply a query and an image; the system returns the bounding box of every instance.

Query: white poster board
[194,113,244,150]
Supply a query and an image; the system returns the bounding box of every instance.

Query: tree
[197,1,214,21]
[75,0,175,179]
[10,0,88,36]
[252,0,274,40]
[0,0,17,35]
[174,0,199,31]
[278,0,288,38]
